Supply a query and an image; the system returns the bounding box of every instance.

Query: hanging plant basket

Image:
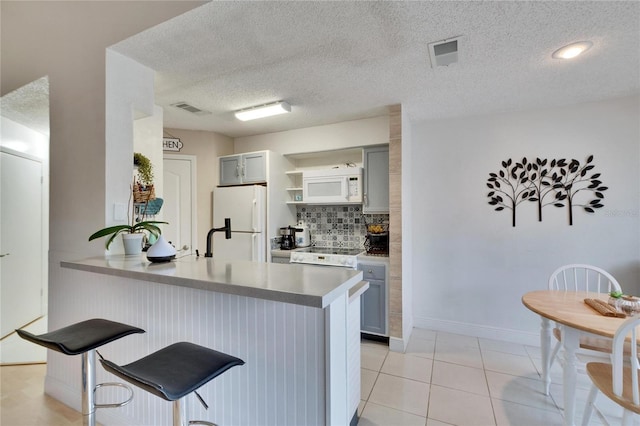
[133,184,156,203]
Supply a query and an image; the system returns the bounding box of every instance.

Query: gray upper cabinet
[242,151,267,183]
[363,145,389,213]
[219,155,243,185]
[219,151,267,186]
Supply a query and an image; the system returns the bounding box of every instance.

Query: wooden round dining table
[522,290,636,426]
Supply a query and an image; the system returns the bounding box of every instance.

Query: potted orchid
[89,183,167,255]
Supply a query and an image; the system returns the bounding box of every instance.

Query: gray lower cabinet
[359,263,387,336]
[271,256,290,264]
[363,145,389,214]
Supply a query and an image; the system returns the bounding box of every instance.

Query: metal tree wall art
[486,158,531,227]
[487,155,607,227]
[552,156,607,225]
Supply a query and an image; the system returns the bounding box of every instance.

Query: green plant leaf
[89,220,168,250]
[89,225,133,241]
[105,230,125,249]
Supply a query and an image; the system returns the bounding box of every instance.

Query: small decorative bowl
[620,296,640,316]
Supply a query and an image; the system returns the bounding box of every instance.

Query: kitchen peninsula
[54,255,366,426]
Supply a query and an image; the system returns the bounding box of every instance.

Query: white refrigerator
[212,185,267,262]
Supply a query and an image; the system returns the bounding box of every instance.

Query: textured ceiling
[3,2,639,139]
[111,1,639,138]
[1,77,49,136]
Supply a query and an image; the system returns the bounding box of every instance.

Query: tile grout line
[424,336,437,425]
[478,339,500,426]
[360,344,390,417]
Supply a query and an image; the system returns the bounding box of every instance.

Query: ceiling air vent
[171,102,211,116]
[428,36,462,68]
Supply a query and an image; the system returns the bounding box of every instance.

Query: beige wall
[163,128,234,251]
[234,116,389,155]
[1,1,204,257]
[0,0,205,345]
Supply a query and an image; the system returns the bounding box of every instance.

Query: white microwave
[303,167,363,204]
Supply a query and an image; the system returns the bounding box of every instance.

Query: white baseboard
[45,374,79,412]
[413,315,540,347]
[389,336,407,353]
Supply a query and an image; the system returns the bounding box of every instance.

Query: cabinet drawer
[359,264,385,281]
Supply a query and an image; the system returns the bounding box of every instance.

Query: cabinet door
[242,152,267,184]
[219,155,242,186]
[363,146,389,213]
[359,263,387,335]
[361,279,386,335]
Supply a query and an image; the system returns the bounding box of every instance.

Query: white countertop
[271,249,390,265]
[61,254,363,308]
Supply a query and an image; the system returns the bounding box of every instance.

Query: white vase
[122,233,144,255]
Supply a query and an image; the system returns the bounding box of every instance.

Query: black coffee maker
[279,226,296,250]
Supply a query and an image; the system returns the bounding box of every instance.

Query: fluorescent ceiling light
[235,101,291,121]
[552,41,593,59]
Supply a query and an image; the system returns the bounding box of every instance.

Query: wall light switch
[114,203,128,221]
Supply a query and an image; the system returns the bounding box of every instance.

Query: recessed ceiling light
[235,101,291,121]
[552,41,593,59]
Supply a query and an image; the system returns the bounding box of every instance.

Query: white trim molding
[413,315,540,347]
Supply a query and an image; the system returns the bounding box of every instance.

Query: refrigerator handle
[251,233,257,261]
[252,197,257,232]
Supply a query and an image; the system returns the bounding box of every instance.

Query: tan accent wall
[388,104,403,338]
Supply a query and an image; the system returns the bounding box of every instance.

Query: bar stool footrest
[94,382,134,409]
[189,421,216,426]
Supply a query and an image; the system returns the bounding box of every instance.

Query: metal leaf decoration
[487,155,606,226]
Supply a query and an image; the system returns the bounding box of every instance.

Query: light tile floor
[0,327,634,426]
[358,328,632,426]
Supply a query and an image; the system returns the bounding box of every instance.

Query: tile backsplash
[295,205,389,249]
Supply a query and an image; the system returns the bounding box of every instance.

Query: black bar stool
[16,318,145,426]
[99,341,245,426]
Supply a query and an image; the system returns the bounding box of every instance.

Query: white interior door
[1,150,44,338]
[163,155,196,256]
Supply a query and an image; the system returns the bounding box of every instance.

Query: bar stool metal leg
[173,397,216,426]
[82,350,97,426]
[173,398,186,426]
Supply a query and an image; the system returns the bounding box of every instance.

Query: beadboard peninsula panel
[47,266,333,425]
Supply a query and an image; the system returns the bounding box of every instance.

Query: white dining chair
[582,316,640,426]
[547,264,623,369]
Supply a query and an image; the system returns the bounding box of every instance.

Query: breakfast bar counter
[61,255,364,308]
[49,255,365,425]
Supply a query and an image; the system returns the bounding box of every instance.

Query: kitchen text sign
[163,138,183,152]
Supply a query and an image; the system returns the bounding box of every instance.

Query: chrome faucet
[205,218,231,258]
